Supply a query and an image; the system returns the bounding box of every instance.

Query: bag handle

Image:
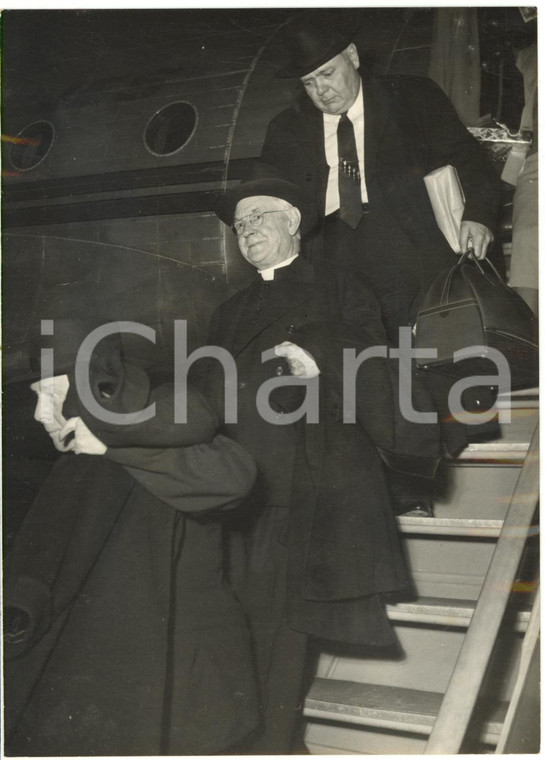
[440,248,473,304]
[462,248,506,285]
[441,248,504,304]
[480,256,504,282]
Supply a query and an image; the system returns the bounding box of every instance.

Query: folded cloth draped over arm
[69,340,220,448]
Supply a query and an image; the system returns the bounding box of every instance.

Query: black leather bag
[414,250,538,389]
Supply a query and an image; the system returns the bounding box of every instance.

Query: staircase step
[304,678,508,745]
[455,441,529,462]
[397,515,504,537]
[495,397,539,409]
[496,387,538,405]
[385,596,531,631]
[445,392,537,463]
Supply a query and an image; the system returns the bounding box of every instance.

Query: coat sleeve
[83,381,219,449]
[400,76,501,232]
[260,109,300,179]
[260,103,326,211]
[73,336,219,448]
[77,327,256,513]
[105,434,256,514]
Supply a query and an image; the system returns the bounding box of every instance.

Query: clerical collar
[323,81,363,124]
[259,253,299,281]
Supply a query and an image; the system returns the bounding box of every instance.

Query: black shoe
[398,502,434,517]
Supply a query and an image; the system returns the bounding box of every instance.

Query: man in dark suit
[259,16,503,496]
[210,177,441,752]
[261,15,501,340]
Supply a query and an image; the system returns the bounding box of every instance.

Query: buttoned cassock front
[204,254,440,644]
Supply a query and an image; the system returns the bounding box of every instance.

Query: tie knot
[337,112,358,165]
[338,113,351,133]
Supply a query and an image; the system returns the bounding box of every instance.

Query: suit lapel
[362,72,393,187]
[291,99,330,210]
[294,97,326,163]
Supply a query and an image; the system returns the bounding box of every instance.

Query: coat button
[239,382,246,389]
[275,365,284,376]
[287,324,296,335]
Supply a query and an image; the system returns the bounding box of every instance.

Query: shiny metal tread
[396,515,504,536]
[385,595,531,631]
[304,678,508,744]
[454,441,530,462]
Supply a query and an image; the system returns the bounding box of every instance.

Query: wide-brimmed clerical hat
[276,15,352,78]
[5,317,150,414]
[215,177,319,237]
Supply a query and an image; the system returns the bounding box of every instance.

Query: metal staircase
[303,390,539,754]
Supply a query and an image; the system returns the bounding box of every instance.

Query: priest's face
[234,195,299,270]
[300,44,360,115]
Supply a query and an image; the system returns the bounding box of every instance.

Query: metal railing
[424,419,539,754]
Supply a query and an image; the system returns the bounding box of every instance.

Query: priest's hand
[274,341,320,378]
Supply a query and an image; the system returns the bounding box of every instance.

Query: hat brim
[3,344,150,420]
[215,178,319,237]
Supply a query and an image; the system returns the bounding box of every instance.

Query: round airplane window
[144,101,197,156]
[10,121,55,171]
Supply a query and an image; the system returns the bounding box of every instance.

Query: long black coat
[205,255,440,644]
[4,387,259,756]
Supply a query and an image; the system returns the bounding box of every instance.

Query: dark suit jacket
[261,74,502,454]
[205,255,440,643]
[261,72,501,262]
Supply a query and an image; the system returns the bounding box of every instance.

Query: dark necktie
[337,113,363,229]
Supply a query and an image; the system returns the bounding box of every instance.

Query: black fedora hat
[276,15,352,78]
[215,177,319,237]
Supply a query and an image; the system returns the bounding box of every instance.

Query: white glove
[60,417,108,456]
[274,341,320,378]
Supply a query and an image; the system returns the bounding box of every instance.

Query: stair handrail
[424,418,539,754]
[495,589,540,752]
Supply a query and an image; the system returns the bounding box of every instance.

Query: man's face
[300,44,360,115]
[234,195,299,270]
[30,374,70,452]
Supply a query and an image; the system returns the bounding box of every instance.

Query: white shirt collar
[259,253,299,281]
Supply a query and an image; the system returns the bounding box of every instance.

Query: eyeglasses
[231,209,290,235]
